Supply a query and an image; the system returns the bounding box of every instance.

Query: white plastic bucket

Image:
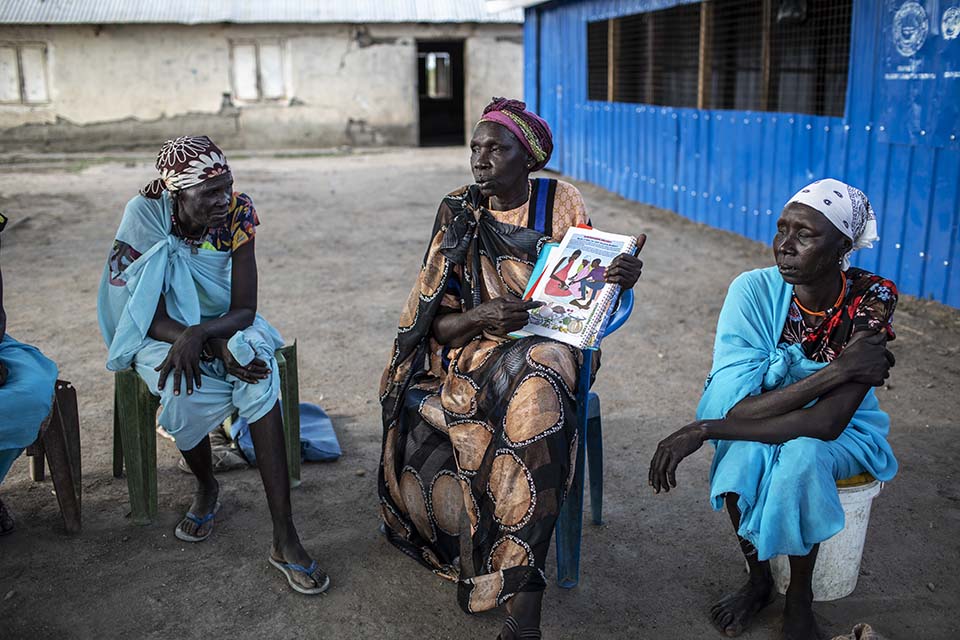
[769,479,882,602]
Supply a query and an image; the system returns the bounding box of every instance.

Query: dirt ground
[0,148,957,640]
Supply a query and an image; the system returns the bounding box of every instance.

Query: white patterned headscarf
[787,178,879,271]
[140,135,231,199]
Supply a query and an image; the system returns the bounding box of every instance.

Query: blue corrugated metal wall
[526,0,960,306]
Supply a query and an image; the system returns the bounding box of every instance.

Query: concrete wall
[0,22,522,151]
[465,33,524,136]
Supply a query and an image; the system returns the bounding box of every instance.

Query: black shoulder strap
[526,178,556,235]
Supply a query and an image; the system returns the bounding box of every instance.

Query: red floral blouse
[779,268,898,363]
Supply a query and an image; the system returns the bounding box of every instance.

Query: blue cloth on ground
[233,402,341,464]
[0,335,58,474]
[697,267,897,560]
[97,192,283,451]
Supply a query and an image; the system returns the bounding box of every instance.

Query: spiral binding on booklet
[517,228,635,350]
[580,236,634,349]
[582,282,624,349]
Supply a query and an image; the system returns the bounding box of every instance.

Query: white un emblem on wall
[894,1,929,57]
[943,6,960,40]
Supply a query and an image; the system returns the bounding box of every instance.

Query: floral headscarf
[140,135,231,199]
[787,178,879,271]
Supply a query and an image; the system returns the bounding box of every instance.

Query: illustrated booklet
[512,226,636,349]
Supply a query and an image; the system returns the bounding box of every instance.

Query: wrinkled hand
[835,330,895,386]
[648,422,707,493]
[605,233,646,289]
[474,297,543,336]
[155,325,207,395]
[0,360,7,387]
[206,338,270,384]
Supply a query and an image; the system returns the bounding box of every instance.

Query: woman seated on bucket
[378,98,645,639]
[0,212,59,536]
[97,136,328,595]
[648,180,898,640]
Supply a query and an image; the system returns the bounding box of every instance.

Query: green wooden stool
[112,342,301,525]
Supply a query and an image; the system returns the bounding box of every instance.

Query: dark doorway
[417,41,465,146]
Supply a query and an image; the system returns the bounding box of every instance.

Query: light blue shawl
[0,335,58,452]
[97,193,283,450]
[698,267,897,559]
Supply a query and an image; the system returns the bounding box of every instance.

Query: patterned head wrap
[478,97,553,172]
[140,135,231,199]
[787,178,879,271]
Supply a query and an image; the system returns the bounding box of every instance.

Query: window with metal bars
[616,4,701,107]
[771,0,851,116]
[587,20,609,101]
[585,0,852,117]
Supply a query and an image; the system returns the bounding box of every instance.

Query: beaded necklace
[170,205,207,254]
[793,272,847,318]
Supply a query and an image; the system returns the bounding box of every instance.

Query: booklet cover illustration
[513,226,636,349]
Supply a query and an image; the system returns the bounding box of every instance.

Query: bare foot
[710,573,775,637]
[176,481,220,540]
[782,590,822,640]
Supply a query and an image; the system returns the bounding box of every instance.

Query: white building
[0,1,523,151]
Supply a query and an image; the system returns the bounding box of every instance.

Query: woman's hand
[473,297,543,337]
[605,233,646,289]
[206,337,271,384]
[155,325,207,395]
[648,421,707,493]
[834,330,895,387]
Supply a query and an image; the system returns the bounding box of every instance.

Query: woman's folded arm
[726,330,893,421]
[704,380,872,444]
[725,363,849,421]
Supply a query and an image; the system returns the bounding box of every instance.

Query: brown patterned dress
[379,179,589,613]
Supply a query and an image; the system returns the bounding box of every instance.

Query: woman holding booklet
[378,98,643,639]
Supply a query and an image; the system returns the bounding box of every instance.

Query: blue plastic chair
[555,288,635,588]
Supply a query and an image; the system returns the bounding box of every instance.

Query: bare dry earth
[0,148,957,640]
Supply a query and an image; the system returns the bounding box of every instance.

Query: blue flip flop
[174,501,221,543]
[268,556,330,595]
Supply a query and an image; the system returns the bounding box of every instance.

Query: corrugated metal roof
[486,1,548,11]
[0,0,524,25]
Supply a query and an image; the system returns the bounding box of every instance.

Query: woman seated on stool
[648,180,898,640]
[97,136,327,594]
[0,212,59,536]
[378,98,644,639]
